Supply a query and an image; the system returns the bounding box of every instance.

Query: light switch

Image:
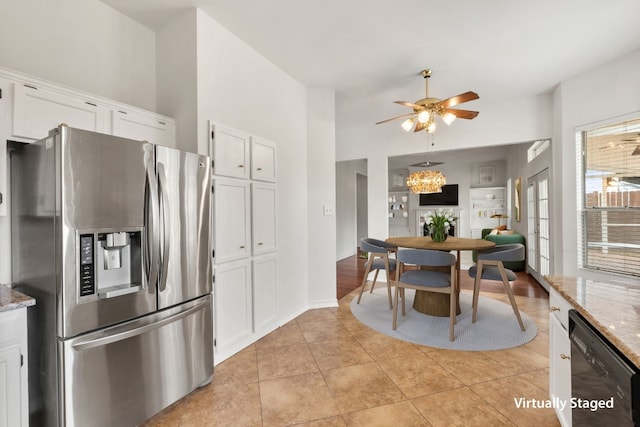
[323,204,334,216]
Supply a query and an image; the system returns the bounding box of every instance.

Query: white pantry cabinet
[549,287,572,427]
[251,183,277,256]
[250,136,277,182]
[0,307,28,427]
[212,178,251,264]
[210,122,278,363]
[252,253,278,334]
[213,259,253,359]
[209,122,250,179]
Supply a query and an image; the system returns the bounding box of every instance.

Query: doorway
[526,168,551,283]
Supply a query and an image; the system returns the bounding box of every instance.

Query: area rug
[350,287,537,351]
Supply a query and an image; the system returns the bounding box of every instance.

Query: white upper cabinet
[111,110,176,147]
[12,83,109,139]
[210,122,250,179]
[250,136,277,182]
[251,183,277,256]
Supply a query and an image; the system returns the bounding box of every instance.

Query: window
[579,116,640,277]
[527,139,550,163]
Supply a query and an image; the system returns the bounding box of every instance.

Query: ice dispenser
[78,229,144,301]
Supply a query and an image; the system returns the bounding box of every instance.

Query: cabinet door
[111,110,176,147]
[250,136,276,182]
[213,178,251,263]
[251,183,277,256]
[12,83,108,139]
[210,123,250,179]
[214,260,252,352]
[549,314,572,427]
[0,346,22,427]
[253,254,278,334]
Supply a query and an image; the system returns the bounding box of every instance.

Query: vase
[430,227,448,243]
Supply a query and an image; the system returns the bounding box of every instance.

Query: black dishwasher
[569,309,640,426]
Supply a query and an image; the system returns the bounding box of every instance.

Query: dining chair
[357,238,398,309]
[468,243,526,331]
[393,248,457,341]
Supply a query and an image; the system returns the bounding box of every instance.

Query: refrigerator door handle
[144,159,160,291]
[158,162,171,292]
[71,299,208,351]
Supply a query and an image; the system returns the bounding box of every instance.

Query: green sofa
[471,228,526,271]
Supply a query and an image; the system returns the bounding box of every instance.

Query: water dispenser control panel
[79,234,95,297]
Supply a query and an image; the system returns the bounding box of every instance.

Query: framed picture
[478,166,495,184]
[514,177,522,222]
[392,173,405,188]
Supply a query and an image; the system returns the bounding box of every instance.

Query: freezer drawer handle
[72,301,207,351]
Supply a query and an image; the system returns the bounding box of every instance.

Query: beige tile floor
[143,288,559,427]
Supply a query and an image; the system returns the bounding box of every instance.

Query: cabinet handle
[240,245,245,249]
[238,164,244,168]
[257,167,263,171]
[550,306,560,312]
[258,242,263,246]
[560,354,570,360]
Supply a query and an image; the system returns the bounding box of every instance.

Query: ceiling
[100,0,640,167]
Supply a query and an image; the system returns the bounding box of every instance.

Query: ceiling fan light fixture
[417,110,431,124]
[401,118,415,132]
[406,170,446,194]
[442,112,456,125]
[376,69,479,134]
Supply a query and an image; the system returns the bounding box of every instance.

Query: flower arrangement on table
[424,209,458,243]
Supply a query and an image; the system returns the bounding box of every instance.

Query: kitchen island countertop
[0,285,35,312]
[546,275,640,367]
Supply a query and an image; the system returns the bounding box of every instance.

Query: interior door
[527,168,551,283]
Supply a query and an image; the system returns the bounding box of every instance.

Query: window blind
[581,117,640,277]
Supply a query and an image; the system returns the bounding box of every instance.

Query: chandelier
[406,169,446,193]
[406,133,446,194]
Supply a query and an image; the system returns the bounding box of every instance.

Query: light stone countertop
[546,275,640,368]
[0,285,36,312]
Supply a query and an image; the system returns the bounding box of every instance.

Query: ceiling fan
[598,133,640,155]
[376,69,479,133]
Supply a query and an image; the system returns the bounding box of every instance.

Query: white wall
[156,9,198,153]
[554,47,640,278]
[307,89,337,307]
[193,10,315,318]
[0,0,156,111]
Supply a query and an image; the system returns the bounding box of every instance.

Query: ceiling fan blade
[375,112,416,125]
[413,121,426,132]
[394,100,424,110]
[438,91,479,108]
[444,108,479,120]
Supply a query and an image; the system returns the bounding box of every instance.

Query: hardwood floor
[337,253,548,300]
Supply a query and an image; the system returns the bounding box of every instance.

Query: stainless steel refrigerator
[10,125,213,427]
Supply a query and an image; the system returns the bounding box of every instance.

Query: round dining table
[385,236,496,317]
